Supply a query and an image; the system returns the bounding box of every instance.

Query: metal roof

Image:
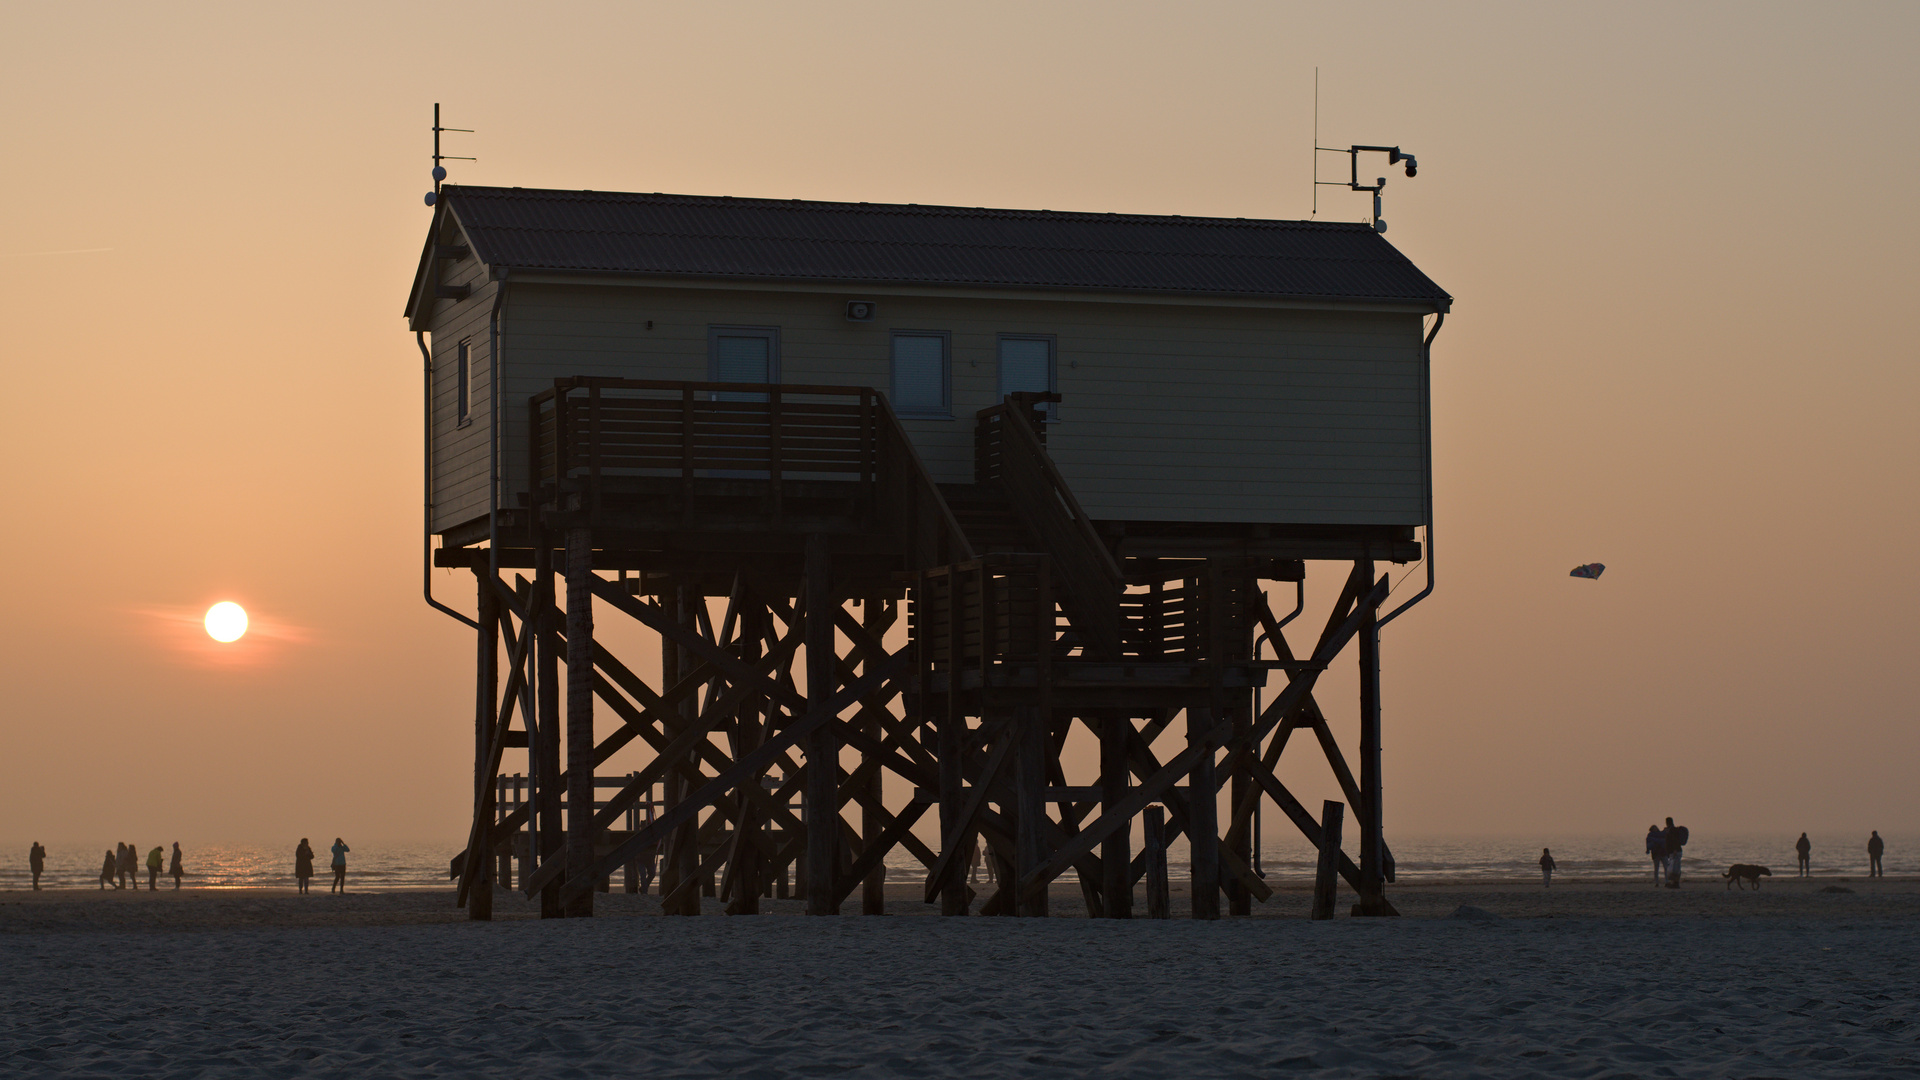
[417,185,1451,312]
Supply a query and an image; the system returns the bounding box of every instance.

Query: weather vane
[1315,143,1419,233]
[1309,70,1419,233]
[424,103,475,207]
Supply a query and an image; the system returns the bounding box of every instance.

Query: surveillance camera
[1404,164,1417,178]
[845,300,876,322]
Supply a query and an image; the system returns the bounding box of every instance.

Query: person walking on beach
[1646,826,1666,888]
[1539,848,1556,889]
[295,838,315,894]
[1662,817,1689,888]
[116,843,133,890]
[329,838,350,893]
[146,845,163,891]
[169,843,184,889]
[1868,832,1885,878]
[1795,833,1812,878]
[29,842,46,890]
[100,850,116,890]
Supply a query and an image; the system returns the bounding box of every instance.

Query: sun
[204,602,249,643]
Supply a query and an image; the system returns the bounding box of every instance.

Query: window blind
[892,333,947,414]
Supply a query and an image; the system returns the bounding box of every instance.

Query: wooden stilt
[1186,707,1220,921]
[1144,804,1170,919]
[534,540,564,919]
[663,586,701,915]
[1356,557,1392,917]
[1312,799,1344,920]
[804,534,839,915]
[1013,705,1049,917]
[471,571,497,921]
[563,526,595,917]
[1228,701,1253,917]
[1099,713,1131,919]
[861,596,889,915]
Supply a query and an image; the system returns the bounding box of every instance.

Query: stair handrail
[876,393,976,569]
[980,402,1123,584]
[978,401,1123,657]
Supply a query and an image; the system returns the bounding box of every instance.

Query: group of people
[1793,831,1888,877]
[94,842,184,891]
[1645,818,1690,888]
[25,838,353,892]
[294,838,351,893]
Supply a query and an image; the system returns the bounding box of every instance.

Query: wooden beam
[1311,800,1345,920]
[535,648,912,904]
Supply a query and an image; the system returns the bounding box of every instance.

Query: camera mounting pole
[1314,143,1419,233]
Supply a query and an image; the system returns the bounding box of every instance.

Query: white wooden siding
[425,248,496,534]
[433,280,1429,533]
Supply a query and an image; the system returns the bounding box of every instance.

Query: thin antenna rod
[1312,68,1319,218]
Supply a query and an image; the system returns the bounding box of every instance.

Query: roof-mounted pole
[425,103,475,207]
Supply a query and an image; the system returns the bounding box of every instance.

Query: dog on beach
[1724,864,1771,890]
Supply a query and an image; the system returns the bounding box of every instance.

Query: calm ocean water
[3,833,1905,891]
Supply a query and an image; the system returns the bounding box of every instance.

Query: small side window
[456,340,472,426]
[890,331,951,417]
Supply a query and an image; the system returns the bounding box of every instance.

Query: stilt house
[407,186,1451,921]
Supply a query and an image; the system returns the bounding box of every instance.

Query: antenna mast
[425,103,475,207]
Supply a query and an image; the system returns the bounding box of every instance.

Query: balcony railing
[529,377,971,568]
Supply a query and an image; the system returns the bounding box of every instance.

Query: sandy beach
[4,879,1916,1078]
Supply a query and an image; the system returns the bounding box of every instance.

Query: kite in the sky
[1569,563,1606,579]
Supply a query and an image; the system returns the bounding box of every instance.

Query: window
[997,334,1056,418]
[455,340,471,426]
[708,326,779,401]
[890,331,950,417]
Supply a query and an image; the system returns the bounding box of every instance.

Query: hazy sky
[3,2,1914,852]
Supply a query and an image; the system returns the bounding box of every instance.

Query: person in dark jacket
[169,843,184,889]
[1646,826,1666,888]
[294,839,315,894]
[1795,833,1812,877]
[99,850,116,890]
[1868,832,1885,878]
[1662,817,1689,888]
[1539,848,1557,889]
[29,842,46,890]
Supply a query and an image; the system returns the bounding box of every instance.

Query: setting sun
[204,602,249,643]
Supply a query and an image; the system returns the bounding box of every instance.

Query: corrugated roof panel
[432,186,1450,305]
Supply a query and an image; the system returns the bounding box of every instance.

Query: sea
[4,833,1904,892]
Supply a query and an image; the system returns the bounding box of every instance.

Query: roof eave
[484,265,1451,314]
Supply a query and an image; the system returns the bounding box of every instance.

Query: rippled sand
[3,881,1915,1077]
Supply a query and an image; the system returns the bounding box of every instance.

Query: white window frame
[889,330,952,418]
[996,333,1057,419]
[707,325,782,387]
[455,339,472,427]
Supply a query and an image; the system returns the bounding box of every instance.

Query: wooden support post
[1311,800,1344,921]
[804,534,840,915]
[534,539,563,919]
[1356,557,1391,917]
[662,586,701,916]
[471,572,497,921]
[1228,701,1253,917]
[1099,713,1132,919]
[1013,705,1049,917]
[726,600,766,915]
[937,575,969,917]
[624,786,640,893]
[1144,804,1170,919]
[1186,707,1220,920]
[564,526,595,917]
[860,597,888,916]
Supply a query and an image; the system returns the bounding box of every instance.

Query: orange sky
[2,2,1914,850]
